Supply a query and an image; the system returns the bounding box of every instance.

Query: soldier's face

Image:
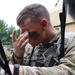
[19,18,45,47]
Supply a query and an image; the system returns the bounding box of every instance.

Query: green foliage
[0,20,20,46]
[0,20,8,44]
[7,25,16,45]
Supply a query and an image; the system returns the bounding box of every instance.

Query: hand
[11,30,29,63]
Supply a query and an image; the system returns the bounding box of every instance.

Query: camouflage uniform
[1,32,75,75]
[21,32,75,75]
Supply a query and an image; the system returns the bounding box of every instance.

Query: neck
[42,26,57,45]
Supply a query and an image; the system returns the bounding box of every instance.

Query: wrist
[13,52,23,59]
[13,53,23,64]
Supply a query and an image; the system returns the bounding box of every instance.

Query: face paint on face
[28,31,39,38]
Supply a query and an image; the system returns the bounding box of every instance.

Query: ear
[40,19,48,30]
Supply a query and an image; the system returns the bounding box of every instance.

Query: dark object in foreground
[0,40,12,75]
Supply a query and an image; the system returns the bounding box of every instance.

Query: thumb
[10,29,17,42]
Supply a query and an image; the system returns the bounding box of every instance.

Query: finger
[21,39,29,48]
[11,29,17,42]
[17,31,28,41]
[17,32,29,47]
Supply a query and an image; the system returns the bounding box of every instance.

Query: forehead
[22,18,31,26]
[19,18,33,29]
[19,18,40,33]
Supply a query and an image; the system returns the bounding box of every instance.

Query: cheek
[28,31,45,46]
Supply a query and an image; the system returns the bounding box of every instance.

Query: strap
[28,47,35,66]
[13,52,23,59]
[59,0,66,59]
[13,64,19,75]
[49,57,58,67]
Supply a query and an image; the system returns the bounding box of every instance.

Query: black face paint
[28,31,39,38]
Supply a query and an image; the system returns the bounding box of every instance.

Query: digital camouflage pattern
[0,32,75,75]
[3,46,12,61]
[22,32,75,75]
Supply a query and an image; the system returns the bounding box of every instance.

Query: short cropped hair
[17,3,50,25]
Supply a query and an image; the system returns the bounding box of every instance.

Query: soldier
[1,3,75,75]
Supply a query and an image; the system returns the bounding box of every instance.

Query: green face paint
[28,31,39,38]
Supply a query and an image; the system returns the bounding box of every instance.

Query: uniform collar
[39,31,60,48]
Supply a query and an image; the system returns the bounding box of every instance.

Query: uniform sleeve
[22,38,75,75]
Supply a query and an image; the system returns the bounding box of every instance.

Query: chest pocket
[35,43,60,67]
[46,38,69,67]
[35,38,69,67]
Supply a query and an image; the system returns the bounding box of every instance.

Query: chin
[31,44,37,47]
[29,43,39,47]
